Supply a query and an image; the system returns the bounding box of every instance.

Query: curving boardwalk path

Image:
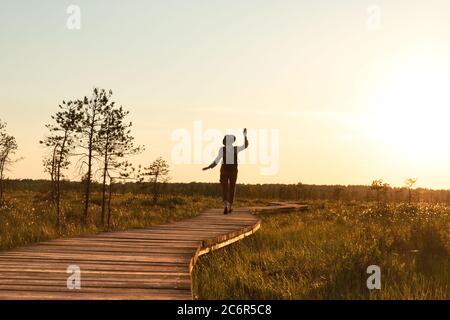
[0,203,307,300]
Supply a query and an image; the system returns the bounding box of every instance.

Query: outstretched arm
[202,163,216,171]
[202,148,223,171]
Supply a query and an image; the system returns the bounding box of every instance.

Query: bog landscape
[1,2,449,300]
[0,94,449,299]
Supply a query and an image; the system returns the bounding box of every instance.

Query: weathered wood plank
[0,290,192,300]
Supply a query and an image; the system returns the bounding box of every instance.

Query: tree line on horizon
[3,178,450,205]
[1,88,170,229]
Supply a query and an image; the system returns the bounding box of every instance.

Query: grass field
[2,192,449,300]
[192,201,450,300]
[0,190,218,251]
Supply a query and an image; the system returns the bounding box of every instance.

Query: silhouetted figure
[203,128,249,214]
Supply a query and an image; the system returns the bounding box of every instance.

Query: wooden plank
[0,260,189,269]
[13,246,196,254]
[0,271,186,279]
[0,279,191,290]
[0,267,187,275]
[0,253,193,264]
[0,290,192,300]
[0,250,194,259]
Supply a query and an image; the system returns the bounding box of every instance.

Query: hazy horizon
[3,1,450,189]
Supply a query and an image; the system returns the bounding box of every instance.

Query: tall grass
[192,201,450,299]
[0,190,222,251]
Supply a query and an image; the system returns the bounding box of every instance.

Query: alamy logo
[66,5,81,30]
[367,5,381,31]
[366,265,381,290]
[171,121,280,175]
[67,265,81,289]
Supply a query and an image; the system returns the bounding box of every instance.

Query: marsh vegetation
[193,201,450,300]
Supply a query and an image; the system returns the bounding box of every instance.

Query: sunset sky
[2,1,450,188]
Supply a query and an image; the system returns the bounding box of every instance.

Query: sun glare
[371,54,450,163]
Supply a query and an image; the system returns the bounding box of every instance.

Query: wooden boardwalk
[0,203,307,300]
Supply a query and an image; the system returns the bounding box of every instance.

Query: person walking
[202,128,249,214]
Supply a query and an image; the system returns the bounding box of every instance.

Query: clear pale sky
[2,0,450,188]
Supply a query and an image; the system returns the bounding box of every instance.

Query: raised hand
[243,128,247,136]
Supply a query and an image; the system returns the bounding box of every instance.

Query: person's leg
[228,170,238,212]
[220,167,229,214]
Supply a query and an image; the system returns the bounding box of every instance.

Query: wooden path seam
[0,203,307,300]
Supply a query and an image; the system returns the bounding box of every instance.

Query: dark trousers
[220,165,238,205]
